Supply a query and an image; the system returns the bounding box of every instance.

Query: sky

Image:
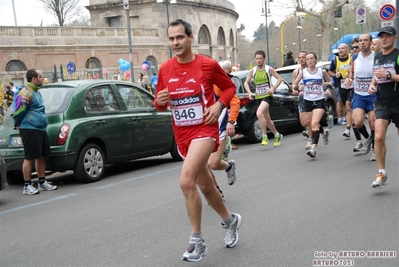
[0,0,379,38]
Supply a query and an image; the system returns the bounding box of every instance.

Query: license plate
[10,137,23,147]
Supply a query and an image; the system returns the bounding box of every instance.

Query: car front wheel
[6,171,24,185]
[74,143,105,183]
[246,116,262,143]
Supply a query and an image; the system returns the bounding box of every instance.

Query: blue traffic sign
[380,4,396,21]
[66,62,76,74]
[357,8,365,16]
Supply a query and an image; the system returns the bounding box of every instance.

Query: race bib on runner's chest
[170,94,204,126]
[255,84,270,96]
[354,77,371,93]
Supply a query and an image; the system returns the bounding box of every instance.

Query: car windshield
[277,72,293,85]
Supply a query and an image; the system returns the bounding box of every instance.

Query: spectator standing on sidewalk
[13,69,58,195]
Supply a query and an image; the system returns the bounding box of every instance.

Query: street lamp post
[317,34,321,59]
[297,17,302,52]
[157,0,176,58]
[123,0,134,82]
[262,0,272,65]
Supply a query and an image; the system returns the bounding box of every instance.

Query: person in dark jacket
[4,85,14,108]
[283,51,296,66]
[13,69,58,195]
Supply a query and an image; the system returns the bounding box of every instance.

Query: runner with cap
[368,26,399,189]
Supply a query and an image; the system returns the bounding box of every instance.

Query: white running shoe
[353,142,363,152]
[39,180,58,191]
[362,137,372,154]
[305,139,312,150]
[226,160,237,185]
[370,149,376,161]
[307,147,316,158]
[182,236,207,262]
[343,128,351,138]
[371,173,387,189]
[23,184,39,195]
[221,213,242,248]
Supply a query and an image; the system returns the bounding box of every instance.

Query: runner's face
[378,33,396,50]
[255,54,265,67]
[358,35,370,52]
[338,45,348,57]
[168,24,193,57]
[298,52,307,66]
[351,42,359,54]
[371,40,381,52]
[306,54,316,67]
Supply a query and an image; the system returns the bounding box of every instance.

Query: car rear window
[4,87,74,117]
[39,87,74,114]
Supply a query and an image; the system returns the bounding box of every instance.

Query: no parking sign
[379,4,396,21]
[356,7,366,24]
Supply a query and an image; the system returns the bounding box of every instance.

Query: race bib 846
[170,94,204,126]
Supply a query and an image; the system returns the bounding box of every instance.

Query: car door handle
[131,117,141,121]
[95,120,105,125]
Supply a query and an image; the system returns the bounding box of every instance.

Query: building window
[108,17,120,28]
[198,25,211,44]
[86,57,102,79]
[5,60,27,71]
[217,27,225,46]
[229,29,234,47]
[86,57,102,69]
[145,56,158,75]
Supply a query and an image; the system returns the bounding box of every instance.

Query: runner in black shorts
[292,52,333,159]
[368,26,399,189]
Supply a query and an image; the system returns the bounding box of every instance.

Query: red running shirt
[154,55,235,157]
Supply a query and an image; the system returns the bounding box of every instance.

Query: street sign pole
[356,7,366,33]
[124,0,134,83]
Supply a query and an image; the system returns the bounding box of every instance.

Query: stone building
[0,0,238,86]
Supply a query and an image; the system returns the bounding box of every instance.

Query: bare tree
[295,0,350,60]
[38,0,83,26]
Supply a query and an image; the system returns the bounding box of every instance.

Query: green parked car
[0,80,181,184]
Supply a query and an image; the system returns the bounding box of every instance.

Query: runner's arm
[153,65,169,111]
[269,67,283,93]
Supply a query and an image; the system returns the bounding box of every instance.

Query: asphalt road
[1,124,398,267]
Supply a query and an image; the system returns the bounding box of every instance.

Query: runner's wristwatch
[228,120,235,125]
[386,71,391,80]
